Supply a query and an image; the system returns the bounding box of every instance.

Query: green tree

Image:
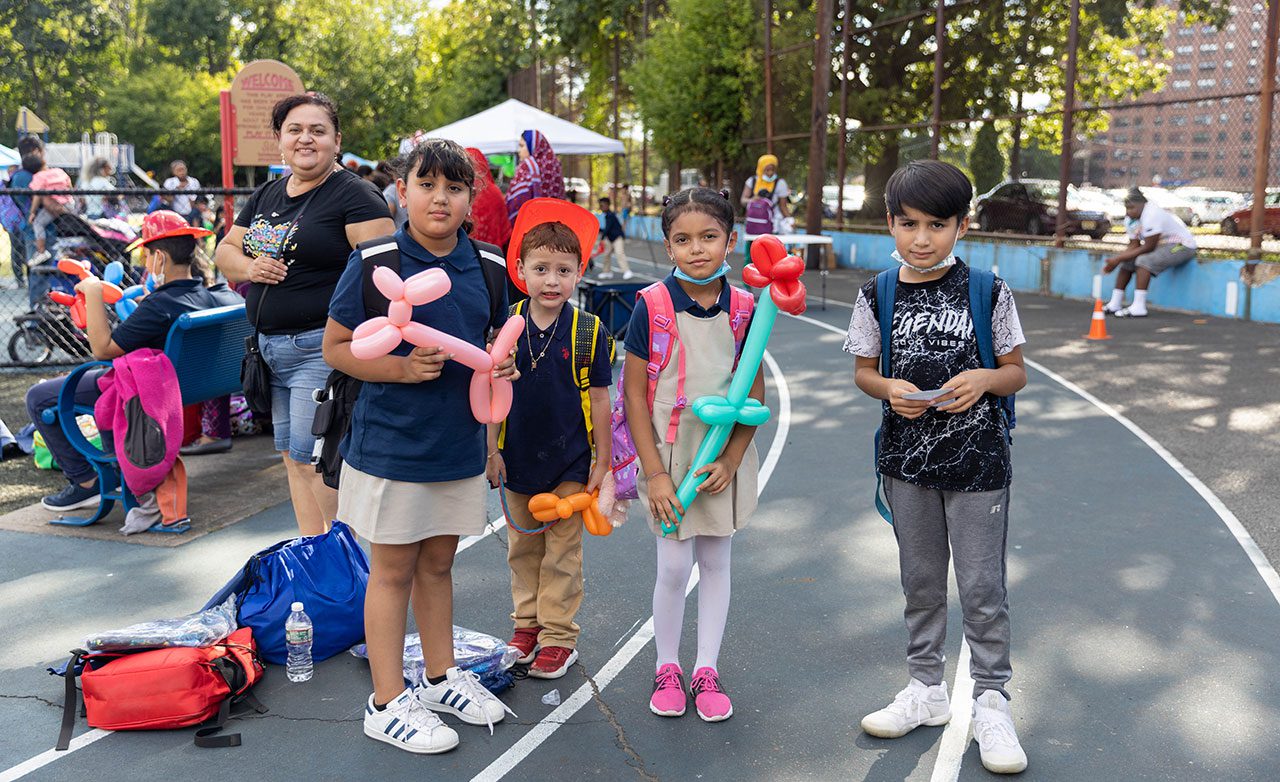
[0,0,122,138]
[970,122,1003,193]
[103,63,225,181]
[144,0,234,74]
[630,0,760,180]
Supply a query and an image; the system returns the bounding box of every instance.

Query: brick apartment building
[1085,0,1277,192]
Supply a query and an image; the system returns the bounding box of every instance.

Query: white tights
[652,534,733,672]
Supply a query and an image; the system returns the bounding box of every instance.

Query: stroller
[9,214,140,365]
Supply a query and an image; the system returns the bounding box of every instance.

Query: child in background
[25,211,237,511]
[323,139,516,755]
[843,160,1028,774]
[596,196,633,280]
[486,202,613,680]
[26,165,75,266]
[623,187,763,723]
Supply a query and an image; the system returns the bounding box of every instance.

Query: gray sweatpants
[884,476,1012,699]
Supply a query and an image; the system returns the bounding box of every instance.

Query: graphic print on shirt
[843,262,1025,493]
[241,216,302,264]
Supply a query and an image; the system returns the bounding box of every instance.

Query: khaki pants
[506,481,585,648]
[599,237,630,274]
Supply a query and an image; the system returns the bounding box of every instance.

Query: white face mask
[891,225,962,273]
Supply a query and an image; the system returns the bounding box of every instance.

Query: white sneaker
[27,250,52,268]
[598,271,615,279]
[972,690,1028,774]
[418,666,516,734]
[363,688,459,754]
[622,270,634,280]
[1101,301,1124,315]
[860,678,951,738]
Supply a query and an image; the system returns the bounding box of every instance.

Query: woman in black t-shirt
[216,93,394,536]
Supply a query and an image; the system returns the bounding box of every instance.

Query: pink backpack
[745,198,773,236]
[610,282,755,499]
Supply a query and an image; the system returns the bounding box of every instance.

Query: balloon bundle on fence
[48,258,124,329]
[662,235,808,536]
[349,265,524,423]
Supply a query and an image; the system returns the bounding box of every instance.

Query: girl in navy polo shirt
[323,139,517,755]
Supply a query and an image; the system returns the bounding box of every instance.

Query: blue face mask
[673,260,732,285]
[761,173,778,183]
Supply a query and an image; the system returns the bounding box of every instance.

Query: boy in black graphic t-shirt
[843,161,1029,775]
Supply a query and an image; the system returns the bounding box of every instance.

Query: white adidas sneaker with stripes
[417,666,516,734]
[363,688,459,754]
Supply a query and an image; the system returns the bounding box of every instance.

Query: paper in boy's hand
[902,388,953,401]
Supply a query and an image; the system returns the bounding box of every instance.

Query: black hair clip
[718,188,731,200]
[662,194,674,207]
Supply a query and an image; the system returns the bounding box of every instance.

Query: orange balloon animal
[527,491,612,537]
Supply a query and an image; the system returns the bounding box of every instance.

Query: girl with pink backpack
[615,187,763,723]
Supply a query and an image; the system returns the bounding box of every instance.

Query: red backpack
[56,626,266,749]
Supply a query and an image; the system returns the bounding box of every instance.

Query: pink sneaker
[690,667,733,722]
[649,663,687,717]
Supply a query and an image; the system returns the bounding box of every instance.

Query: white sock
[1107,289,1125,309]
[692,535,733,672]
[653,535,695,669]
[1132,289,1148,312]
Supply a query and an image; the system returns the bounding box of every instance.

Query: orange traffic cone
[1083,299,1111,340]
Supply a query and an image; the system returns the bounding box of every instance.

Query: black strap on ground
[193,690,267,749]
[55,650,85,751]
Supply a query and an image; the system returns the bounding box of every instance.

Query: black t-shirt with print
[844,261,1025,493]
[236,168,388,334]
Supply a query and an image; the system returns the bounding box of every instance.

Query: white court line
[929,641,975,782]
[471,349,791,782]
[0,729,111,782]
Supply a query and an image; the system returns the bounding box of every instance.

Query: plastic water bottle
[285,601,313,682]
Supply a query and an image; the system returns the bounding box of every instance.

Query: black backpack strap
[357,235,401,318]
[470,238,509,334]
[56,649,87,751]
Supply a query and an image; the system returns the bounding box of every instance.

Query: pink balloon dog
[350,265,525,423]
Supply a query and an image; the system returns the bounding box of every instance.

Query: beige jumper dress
[637,309,759,540]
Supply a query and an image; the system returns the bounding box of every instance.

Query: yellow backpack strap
[572,308,600,450]
[498,300,526,449]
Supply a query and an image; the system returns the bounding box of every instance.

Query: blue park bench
[40,304,252,533]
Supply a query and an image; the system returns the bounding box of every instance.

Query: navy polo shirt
[624,274,739,360]
[112,278,243,353]
[328,228,506,483]
[502,303,613,495]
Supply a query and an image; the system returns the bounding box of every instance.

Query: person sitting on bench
[25,211,241,512]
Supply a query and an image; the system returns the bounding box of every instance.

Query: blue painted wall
[628,216,1280,324]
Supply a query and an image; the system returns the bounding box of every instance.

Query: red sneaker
[528,646,578,679]
[509,627,541,665]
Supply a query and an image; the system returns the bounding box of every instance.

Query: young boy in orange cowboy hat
[25,210,241,511]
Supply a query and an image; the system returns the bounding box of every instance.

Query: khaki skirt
[337,465,488,545]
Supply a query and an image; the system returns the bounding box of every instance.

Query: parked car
[1220,190,1280,236]
[822,184,865,217]
[974,179,1111,239]
[1138,187,1199,225]
[1177,188,1246,226]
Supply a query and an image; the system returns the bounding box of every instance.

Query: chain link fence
[0,188,252,367]
[753,0,1279,261]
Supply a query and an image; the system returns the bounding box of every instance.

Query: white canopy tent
[0,144,19,168]
[412,99,625,156]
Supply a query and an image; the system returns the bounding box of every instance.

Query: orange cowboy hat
[505,198,601,294]
[125,209,214,252]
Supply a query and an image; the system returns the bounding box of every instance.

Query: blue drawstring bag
[203,521,370,666]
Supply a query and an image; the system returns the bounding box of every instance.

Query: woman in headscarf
[739,153,792,233]
[506,130,565,220]
[466,147,512,248]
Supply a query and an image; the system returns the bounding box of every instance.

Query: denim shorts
[258,327,332,463]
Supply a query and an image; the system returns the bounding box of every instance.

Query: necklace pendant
[530,359,538,370]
